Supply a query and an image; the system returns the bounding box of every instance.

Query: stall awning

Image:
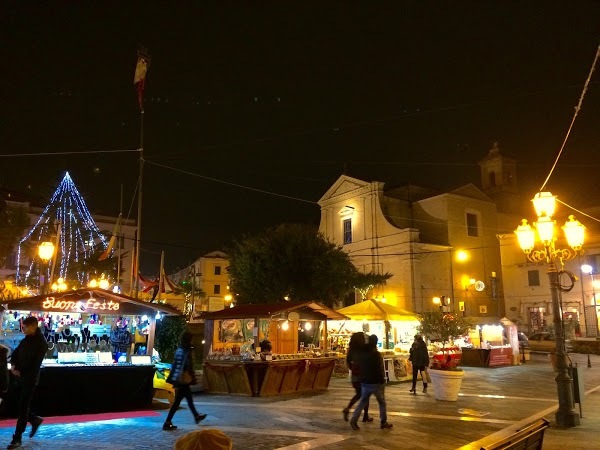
[336,299,419,321]
[1,288,182,317]
[202,301,348,321]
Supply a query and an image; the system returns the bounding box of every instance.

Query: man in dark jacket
[349,334,393,430]
[7,316,48,449]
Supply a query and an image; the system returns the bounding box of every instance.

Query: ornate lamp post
[514,192,584,427]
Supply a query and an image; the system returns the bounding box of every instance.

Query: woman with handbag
[408,335,430,394]
[163,330,207,430]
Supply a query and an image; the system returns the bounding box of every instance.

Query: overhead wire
[144,160,317,205]
[0,149,140,158]
[539,43,600,192]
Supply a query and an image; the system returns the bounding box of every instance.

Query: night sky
[1,3,600,272]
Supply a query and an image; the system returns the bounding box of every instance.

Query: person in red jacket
[7,316,48,449]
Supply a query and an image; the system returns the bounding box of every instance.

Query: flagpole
[133,48,149,300]
[129,229,137,296]
[158,250,165,303]
[134,113,144,299]
[116,184,123,291]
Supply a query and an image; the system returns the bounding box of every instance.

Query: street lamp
[50,277,68,293]
[38,241,55,294]
[514,191,583,427]
[433,295,451,312]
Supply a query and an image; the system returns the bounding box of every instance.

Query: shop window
[466,213,478,237]
[214,265,221,275]
[214,284,221,294]
[528,307,546,332]
[528,270,540,286]
[343,218,352,244]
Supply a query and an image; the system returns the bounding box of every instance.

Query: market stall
[331,299,420,381]
[1,288,181,415]
[201,301,347,396]
[458,317,518,368]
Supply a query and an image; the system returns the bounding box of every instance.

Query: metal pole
[134,111,144,299]
[548,259,580,427]
[48,222,61,291]
[190,265,195,319]
[592,274,599,336]
[579,258,589,337]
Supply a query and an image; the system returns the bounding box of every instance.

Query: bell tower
[479,142,519,212]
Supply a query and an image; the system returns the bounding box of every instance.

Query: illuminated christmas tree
[16,172,111,289]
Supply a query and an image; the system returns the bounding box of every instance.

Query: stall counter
[460,346,513,367]
[1,363,156,417]
[203,357,336,396]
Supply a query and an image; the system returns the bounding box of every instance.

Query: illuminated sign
[42,297,120,312]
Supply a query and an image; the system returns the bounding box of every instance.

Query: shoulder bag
[178,351,193,385]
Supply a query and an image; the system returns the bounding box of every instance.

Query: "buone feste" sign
[42,297,120,312]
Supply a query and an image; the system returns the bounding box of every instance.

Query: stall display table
[204,357,336,396]
[1,364,157,417]
[460,347,512,367]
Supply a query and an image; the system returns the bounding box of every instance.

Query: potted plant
[418,311,473,401]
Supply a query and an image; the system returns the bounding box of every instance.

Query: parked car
[527,332,571,352]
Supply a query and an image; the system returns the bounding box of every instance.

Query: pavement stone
[1,352,599,449]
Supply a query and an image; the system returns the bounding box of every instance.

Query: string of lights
[16,172,108,286]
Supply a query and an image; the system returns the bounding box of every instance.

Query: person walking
[409,335,430,394]
[342,332,372,423]
[6,316,48,449]
[163,330,207,431]
[350,334,393,431]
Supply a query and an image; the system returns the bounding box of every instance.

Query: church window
[343,218,352,244]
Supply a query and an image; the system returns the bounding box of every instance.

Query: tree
[353,272,393,300]
[178,279,206,319]
[0,201,29,268]
[228,224,381,308]
[418,311,473,369]
[155,315,187,362]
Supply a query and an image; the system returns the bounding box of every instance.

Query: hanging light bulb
[304,322,312,331]
[281,320,289,331]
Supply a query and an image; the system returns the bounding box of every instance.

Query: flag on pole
[133,48,150,111]
[98,214,122,261]
[160,268,178,294]
[139,274,159,293]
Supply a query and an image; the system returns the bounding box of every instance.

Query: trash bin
[570,365,584,417]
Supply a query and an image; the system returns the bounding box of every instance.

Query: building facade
[170,250,230,315]
[318,144,600,336]
[318,174,506,317]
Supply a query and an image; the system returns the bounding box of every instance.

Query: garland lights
[16,172,108,287]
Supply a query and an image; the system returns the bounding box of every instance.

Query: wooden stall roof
[336,299,419,321]
[202,301,348,321]
[1,288,182,317]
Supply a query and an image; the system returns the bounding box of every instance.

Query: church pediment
[318,175,373,204]
[449,184,493,202]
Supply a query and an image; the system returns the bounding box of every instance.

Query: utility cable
[145,160,317,205]
[0,149,140,157]
[539,43,600,192]
[556,198,600,224]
